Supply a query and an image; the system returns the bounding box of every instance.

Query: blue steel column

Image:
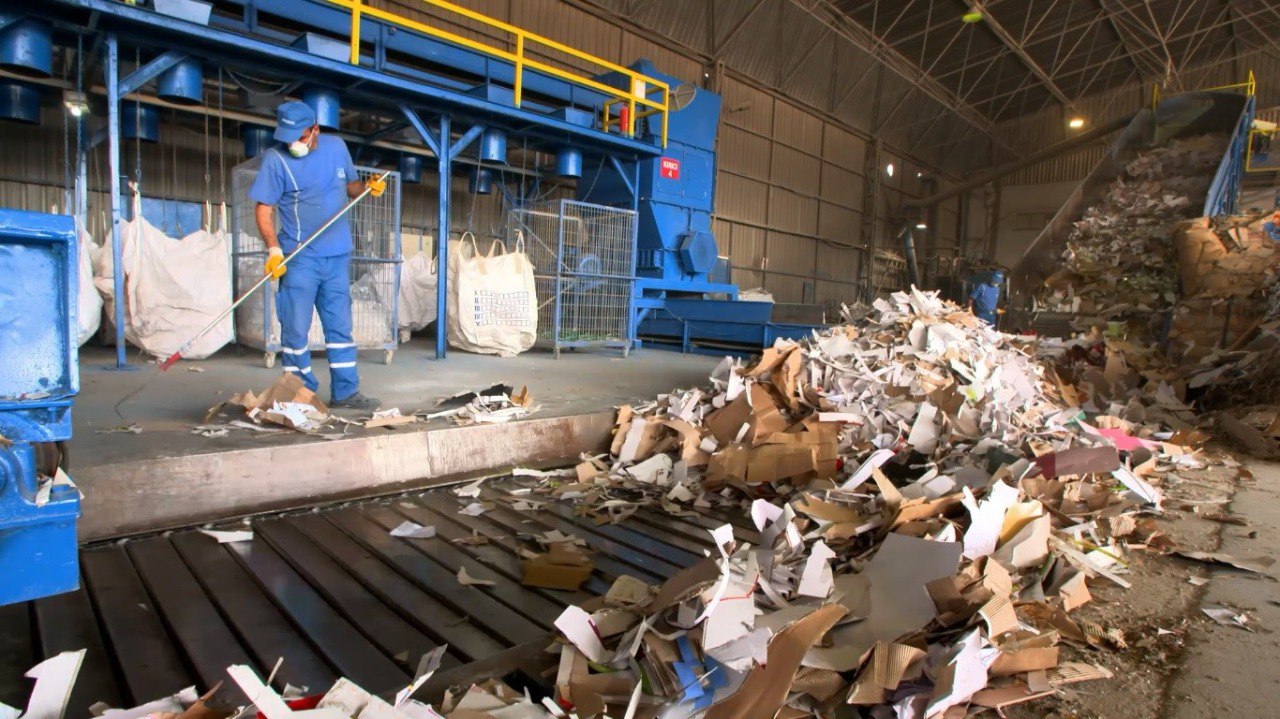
[105,34,128,368]
[435,114,451,359]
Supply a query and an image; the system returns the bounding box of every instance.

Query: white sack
[398,251,438,332]
[94,209,232,359]
[446,235,537,357]
[76,226,103,346]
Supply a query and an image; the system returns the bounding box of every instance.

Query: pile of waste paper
[1036,134,1226,325]
[515,288,1215,718]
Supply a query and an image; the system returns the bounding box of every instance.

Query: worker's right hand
[265,246,286,279]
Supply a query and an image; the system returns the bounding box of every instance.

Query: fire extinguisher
[618,105,630,135]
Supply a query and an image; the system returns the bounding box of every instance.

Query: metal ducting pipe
[469,167,493,194]
[122,101,159,142]
[301,86,340,130]
[0,13,52,77]
[157,58,203,105]
[240,124,273,158]
[398,154,423,184]
[556,147,582,178]
[479,129,506,163]
[0,80,40,123]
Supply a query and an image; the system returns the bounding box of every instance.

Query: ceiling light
[1068,116,1086,129]
[915,222,927,230]
[63,90,89,118]
[885,163,895,177]
[962,11,983,23]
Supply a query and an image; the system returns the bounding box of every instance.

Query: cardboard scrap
[521,543,594,591]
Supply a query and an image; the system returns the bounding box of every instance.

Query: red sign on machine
[659,157,681,179]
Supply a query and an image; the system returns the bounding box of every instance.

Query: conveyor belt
[0,477,761,714]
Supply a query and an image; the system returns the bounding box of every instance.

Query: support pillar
[105,34,128,368]
[434,114,451,359]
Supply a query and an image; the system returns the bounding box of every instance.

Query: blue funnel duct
[556,147,583,178]
[301,86,340,130]
[241,124,273,158]
[0,13,52,77]
[398,154,423,184]
[479,129,506,163]
[157,58,203,105]
[122,102,159,142]
[0,81,40,124]
[469,167,493,194]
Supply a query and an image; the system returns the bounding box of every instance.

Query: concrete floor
[1164,459,1280,718]
[73,343,719,467]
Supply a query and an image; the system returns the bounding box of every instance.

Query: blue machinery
[8,0,823,361]
[0,211,82,607]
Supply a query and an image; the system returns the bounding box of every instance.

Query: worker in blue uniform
[969,269,1005,328]
[250,101,385,410]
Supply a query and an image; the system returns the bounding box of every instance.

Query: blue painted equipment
[122,101,159,142]
[398,154,423,184]
[469,167,493,195]
[0,12,53,77]
[479,129,507,164]
[301,86,340,130]
[241,124,273,159]
[0,209,81,606]
[0,80,40,124]
[580,60,826,352]
[157,57,203,105]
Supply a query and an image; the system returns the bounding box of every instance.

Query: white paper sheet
[554,605,608,663]
[389,521,436,539]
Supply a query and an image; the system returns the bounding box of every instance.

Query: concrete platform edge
[74,411,615,542]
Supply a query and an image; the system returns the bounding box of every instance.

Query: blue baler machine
[0,210,82,606]
[581,61,827,353]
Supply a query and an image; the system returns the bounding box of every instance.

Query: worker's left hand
[366,177,386,198]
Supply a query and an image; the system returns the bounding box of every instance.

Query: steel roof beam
[966,0,1072,106]
[789,0,1005,147]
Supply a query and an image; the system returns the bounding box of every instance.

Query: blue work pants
[276,252,359,401]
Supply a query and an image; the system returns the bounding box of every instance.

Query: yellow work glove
[265,246,286,279]
[367,177,386,198]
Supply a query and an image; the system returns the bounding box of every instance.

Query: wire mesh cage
[508,199,636,356]
[231,158,402,367]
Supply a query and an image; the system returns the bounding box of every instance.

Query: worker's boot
[331,392,382,411]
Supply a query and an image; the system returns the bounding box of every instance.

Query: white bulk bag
[398,251,438,332]
[76,225,103,346]
[446,233,537,356]
[94,198,233,359]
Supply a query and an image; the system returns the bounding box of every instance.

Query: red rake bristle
[158,352,182,371]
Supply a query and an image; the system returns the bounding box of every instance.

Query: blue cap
[273,100,316,143]
[991,269,1006,282]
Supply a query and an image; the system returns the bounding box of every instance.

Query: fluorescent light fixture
[1068,116,1086,129]
[885,163,895,177]
[915,223,927,230]
[63,90,89,118]
[962,11,983,23]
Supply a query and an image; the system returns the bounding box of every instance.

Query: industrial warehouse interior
[3,0,1280,717]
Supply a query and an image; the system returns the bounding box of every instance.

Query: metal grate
[509,200,636,356]
[231,159,402,366]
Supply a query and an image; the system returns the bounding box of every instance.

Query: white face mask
[288,140,310,158]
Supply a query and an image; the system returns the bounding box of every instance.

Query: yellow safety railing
[1153,69,1256,112]
[327,0,669,146]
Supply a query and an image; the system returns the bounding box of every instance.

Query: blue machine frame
[26,0,665,364]
[0,209,82,607]
[18,0,824,363]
